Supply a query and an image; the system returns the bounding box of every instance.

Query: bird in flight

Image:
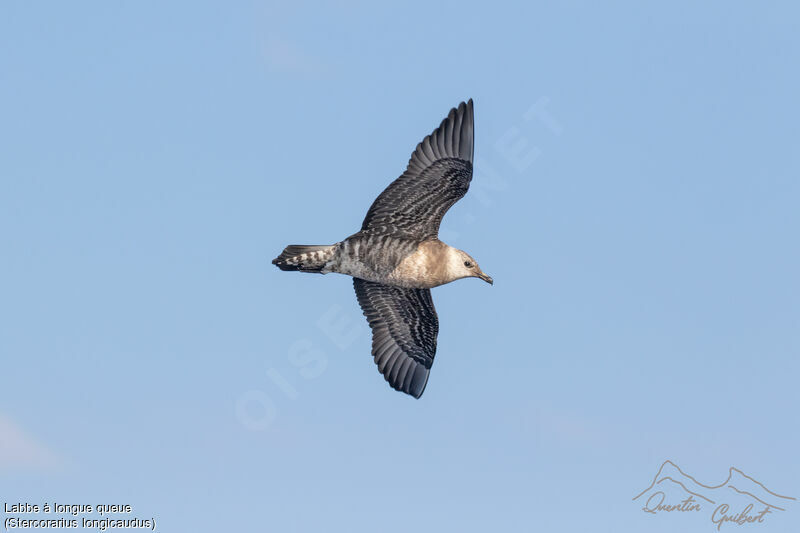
[273,100,492,398]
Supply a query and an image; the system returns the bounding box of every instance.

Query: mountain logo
[633,460,795,530]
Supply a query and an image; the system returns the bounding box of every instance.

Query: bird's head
[447,247,493,285]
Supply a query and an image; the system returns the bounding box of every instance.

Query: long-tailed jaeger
[273,99,491,398]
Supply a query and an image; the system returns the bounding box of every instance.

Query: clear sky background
[1,2,799,532]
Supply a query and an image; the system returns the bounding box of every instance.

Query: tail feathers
[273,244,336,273]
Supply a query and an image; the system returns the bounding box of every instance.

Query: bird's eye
[464,261,473,268]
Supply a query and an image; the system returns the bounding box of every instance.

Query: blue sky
[1,2,798,532]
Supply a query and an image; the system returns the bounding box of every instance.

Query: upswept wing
[360,100,474,240]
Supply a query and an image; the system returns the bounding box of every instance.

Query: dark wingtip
[458,99,474,162]
[407,365,430,398]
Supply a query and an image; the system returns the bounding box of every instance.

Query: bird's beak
[477,272,493,285]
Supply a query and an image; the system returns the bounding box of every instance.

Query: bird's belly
[327,235,444,289]
[333,255,380,282]
[386,273,439,289]
[384,249,442,289]
[333,253,436,289]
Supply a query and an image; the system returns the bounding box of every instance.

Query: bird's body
[273,100,492,398]
[278,237,469,289]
